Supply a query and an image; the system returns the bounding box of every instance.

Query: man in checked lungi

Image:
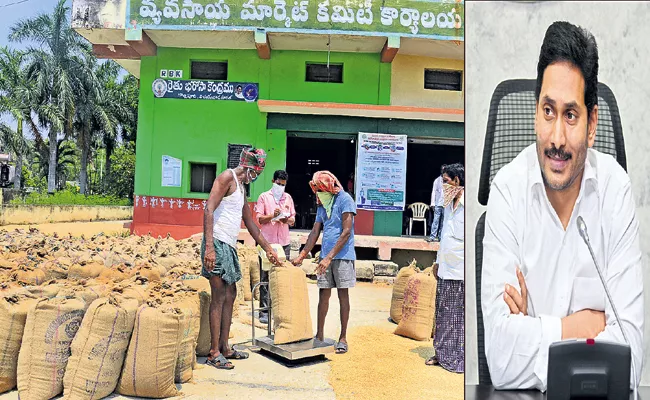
[426,162,465,373]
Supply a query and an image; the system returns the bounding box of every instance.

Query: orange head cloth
[309,171,343,204]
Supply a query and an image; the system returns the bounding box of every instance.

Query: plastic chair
[408,202,429,236]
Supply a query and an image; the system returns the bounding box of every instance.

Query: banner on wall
[152,79,259,102]
[129,0,464,40]
[162,155,182,187]
[355,133,407,211]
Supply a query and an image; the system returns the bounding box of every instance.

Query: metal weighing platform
[251,282,335,361]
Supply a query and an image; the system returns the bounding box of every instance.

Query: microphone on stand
[577,216,637,400]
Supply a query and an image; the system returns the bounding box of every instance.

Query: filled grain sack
[0,293,39,394]
[173,294,201,383]
[270,262,313,345]
[62,295,139,400]
[117,302,184,398]
[68,262,106,280]
[17,296,87,400]
[394,271,437,341]
[117,276,150,306]
[390,261,420,324]
[250,255,261,301]
[25,280,63,299]
[237,248,252,301]
[177,274,212,356]
[41,259,69,280]
[134,262,162,282]
[98,264,134,283]
[10,264,45,286]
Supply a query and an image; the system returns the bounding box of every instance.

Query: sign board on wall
[152,79,259,101]
[162,155,182,187]
[129,0,464,40]
[355,133,407,211]
[160,69,183,78]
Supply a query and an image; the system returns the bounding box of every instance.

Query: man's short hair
[273,170,288,181]
[535,21,599,116]
[440,164,447,175]
[445,163,464,186]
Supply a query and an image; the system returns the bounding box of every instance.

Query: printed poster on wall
[162,155,182,187]
[355,133,407,211]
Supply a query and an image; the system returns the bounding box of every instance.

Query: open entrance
[285,133,357,230]
[403,139,464,236]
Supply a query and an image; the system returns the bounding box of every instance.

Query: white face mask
[271,183,285,201]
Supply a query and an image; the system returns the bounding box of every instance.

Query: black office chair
[475,79,627,385]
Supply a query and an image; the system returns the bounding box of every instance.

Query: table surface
[465,385,650,400]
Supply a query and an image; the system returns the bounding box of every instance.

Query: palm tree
[34,139,77,190]
[0,47,32,189]
[9,0,93,193]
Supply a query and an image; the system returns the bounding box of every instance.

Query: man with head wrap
[292,171,356,354]
[202,147,281,370]
[427,162,464,373]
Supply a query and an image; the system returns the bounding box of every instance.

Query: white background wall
[466,1,650,386]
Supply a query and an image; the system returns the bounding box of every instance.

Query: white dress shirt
[431,175,444,207]
[436,192,464,281]
[481,144,644,391]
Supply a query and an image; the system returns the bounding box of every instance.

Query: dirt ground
[0,221,464,400]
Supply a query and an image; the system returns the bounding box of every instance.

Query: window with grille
[306,63,343,83]
[191,61,228,80]
[424,69,462,91]
[190,163,217,193]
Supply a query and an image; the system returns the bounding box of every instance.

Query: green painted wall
[135,47,387,201]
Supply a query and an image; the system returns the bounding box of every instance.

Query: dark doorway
[285,134,356,230]
[404,142,464,236]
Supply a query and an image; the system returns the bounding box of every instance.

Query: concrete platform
[234,230,438,261]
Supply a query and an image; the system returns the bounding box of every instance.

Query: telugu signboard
[129,0,464,39]
[355,133,407,211]
[151,79,259,101]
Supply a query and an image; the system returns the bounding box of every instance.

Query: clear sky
[0,0,64,49]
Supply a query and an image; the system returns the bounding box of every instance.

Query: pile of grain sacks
[390,260,438,341]
[0,229,264,399]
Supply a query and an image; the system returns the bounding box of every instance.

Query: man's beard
[537,135,588,192]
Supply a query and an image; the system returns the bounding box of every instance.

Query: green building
[72,0,464,239]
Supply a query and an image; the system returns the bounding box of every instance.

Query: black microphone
[577,216,637,399]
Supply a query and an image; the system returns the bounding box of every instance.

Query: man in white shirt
[427,165,446,242]
[481,21,644,391]
[427,163,464,372]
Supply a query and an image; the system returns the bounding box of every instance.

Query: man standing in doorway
[292,171,356,354]
[202,147,281,370]
[427,165,447,242]
[427,163,464,373]
[255,169,296,324]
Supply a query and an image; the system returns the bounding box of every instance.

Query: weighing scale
[249,250,336,361]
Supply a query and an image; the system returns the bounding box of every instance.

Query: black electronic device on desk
[547,339,630,399]
[465,385,649,400]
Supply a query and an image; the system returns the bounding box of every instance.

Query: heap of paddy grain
[0,228,261,399]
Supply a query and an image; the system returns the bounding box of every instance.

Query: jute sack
[25,280,63,299]
[172,294,201,383]
[0,293,39,394]
[62,295,139,400]
[270,262,313,345]
[250,255,261,301]
[17,296,87,400]
[118,276,150,306]
[390,260,420,324]
[178,274,212,357]
[98,265,134,283]
[41,260,68,280]
[68,263,106,280]
[117,302,184,398]
[11,264,46,286]
[237,248,252,301]
[394,271,437,341]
